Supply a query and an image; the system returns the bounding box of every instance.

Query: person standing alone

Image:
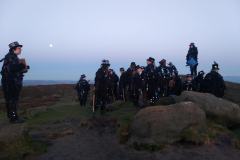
[1,42,29,123]
[186,42,198,76]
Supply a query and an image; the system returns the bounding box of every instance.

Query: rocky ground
[0,82,240,160]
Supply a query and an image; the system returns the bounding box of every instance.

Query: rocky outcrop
[130,102,206,145]
[175,91,240,126]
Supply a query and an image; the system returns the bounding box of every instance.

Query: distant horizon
[24,76,240,83]
[24,75,240,81]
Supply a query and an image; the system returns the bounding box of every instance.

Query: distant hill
[23,80,76,86]
[23,80,94,86]
[224,76,240,84]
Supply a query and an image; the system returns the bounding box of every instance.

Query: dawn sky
[0,0,240,80]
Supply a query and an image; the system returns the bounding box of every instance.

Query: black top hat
[101,59,110,66]
[9,41,23,49]
[135,65,141,70]
[198,70,205,75]
[120,67,125,72]
[159,59,166,64]
[212,61,219,70]
[189,42,195,46]
[147,57,155,63]
[81,74,86,78]
[130,62,136,66]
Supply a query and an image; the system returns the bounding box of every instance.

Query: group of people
[86,43,225,113]
[75,57,181,113]
[0,41,226,123]
[187,62,226,97]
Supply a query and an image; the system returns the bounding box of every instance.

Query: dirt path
[34,117,240,160]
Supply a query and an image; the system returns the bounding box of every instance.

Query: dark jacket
[119,71,128,89]
[1,52,26,86]
[126,67,136,88]
[187,46,198,61]
[133,73,145,91]
[168,65,178,76]
[94,67,109,94]
[204,71,226,97]
[144,64,157,83]
[110,72,119,86]
[75,79,90,93]
[157,65,170,78]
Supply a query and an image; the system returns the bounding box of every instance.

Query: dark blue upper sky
[0,0,239,80]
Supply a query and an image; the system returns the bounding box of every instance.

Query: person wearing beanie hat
[75,74,90,106]
[1,41,29,123]
[204,62,225,97]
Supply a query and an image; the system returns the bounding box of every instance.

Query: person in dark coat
[168,62,178,76]
[1,42,29,123]
[204,62,226,97]
[168,73,182,96]
[144,57,158,104]
[119,67,128,101]
[183,74,194,91]
[192,70,205,92]
[186,43,198,76]
[75,74,90,106]
[108,69,119,102]
[157,59,171,97]
[132,65,145,107]
[126,62,137,101]
[94,59,110,114]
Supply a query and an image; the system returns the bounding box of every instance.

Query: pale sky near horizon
[0,0,240,80]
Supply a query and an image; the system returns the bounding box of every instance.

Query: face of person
[13,47,22,55]
[147,60,151,65]
[137,68,142,74]
[105,65,109,69]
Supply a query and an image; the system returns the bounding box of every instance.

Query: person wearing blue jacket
[186,42,198,76]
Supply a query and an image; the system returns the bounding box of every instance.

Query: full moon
[49,44,53,48]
